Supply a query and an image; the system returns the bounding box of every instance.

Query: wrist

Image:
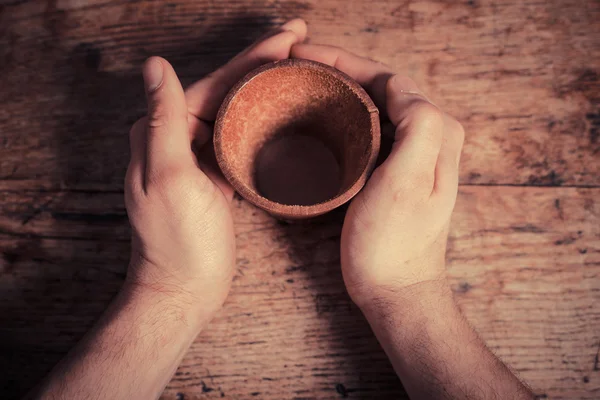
[119,276,215,334]
[358,279,464,373]
[126,256,230,321]
[356,278,455,328]
[342,242,449,313]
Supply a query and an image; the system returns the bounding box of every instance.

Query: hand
[292,47,536,400]
[291,45,464,309]
[125,19,308,321]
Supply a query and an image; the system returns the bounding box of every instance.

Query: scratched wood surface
[0,0,599,399]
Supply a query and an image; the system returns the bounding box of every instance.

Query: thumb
[142,57,192,173]
[380,75,444,195]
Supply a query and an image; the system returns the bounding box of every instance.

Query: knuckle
[129,117,147,138]
[400,101,444,151]
[377,167,431,205]
[146,163,188,189]
[407,101,445,130]
[147,110,168,130]
[410,168,436,191]
[390,187,407,204]
[395,168,433,197]
[371,168,404,203]
[253,31,296,59]
[389,183,428,207]
[147,105,186,131]
[124,170,142,197]
[124,183,143,209]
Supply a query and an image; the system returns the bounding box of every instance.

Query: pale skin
[29,19,535,400]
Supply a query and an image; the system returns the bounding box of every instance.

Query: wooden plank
[0,0,599,191]
[0,190,129,240]
[1,186,598,399]
[1,0,599,399]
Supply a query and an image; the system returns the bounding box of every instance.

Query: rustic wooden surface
[0,0,599,399]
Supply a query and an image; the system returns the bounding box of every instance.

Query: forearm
[361,280,534,400]
[30,280,210,400]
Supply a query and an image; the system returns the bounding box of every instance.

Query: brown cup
[214,59,380,219]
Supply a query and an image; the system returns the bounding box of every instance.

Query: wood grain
[0,0,599,399]
[0,0,599,191]
[1,187,599,399]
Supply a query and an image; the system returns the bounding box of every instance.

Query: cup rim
[214,58,381,219]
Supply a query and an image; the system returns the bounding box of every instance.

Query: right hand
[291,45,465,309]
[124,19,308,321]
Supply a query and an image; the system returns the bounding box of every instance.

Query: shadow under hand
[275,205,407,399]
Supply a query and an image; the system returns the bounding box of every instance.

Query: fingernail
[281,18,306,36]
[282,18,304,27]
[389,75,422,95]
[143,57,164,93]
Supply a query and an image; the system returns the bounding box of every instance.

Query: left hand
[125,19,308,321]
[290,44,463,310]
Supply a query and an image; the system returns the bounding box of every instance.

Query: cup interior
[215,60,379,216]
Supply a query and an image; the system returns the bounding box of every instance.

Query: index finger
[290,44,431,120]
[185,19,308,125]
[290,44,396,112]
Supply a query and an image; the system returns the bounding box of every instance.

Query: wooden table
[1,1,598,399]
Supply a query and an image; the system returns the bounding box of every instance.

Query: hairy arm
[362,280,534,399]
[30,279,208,400]
[287,44,536,400]
[29,19,309,400]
